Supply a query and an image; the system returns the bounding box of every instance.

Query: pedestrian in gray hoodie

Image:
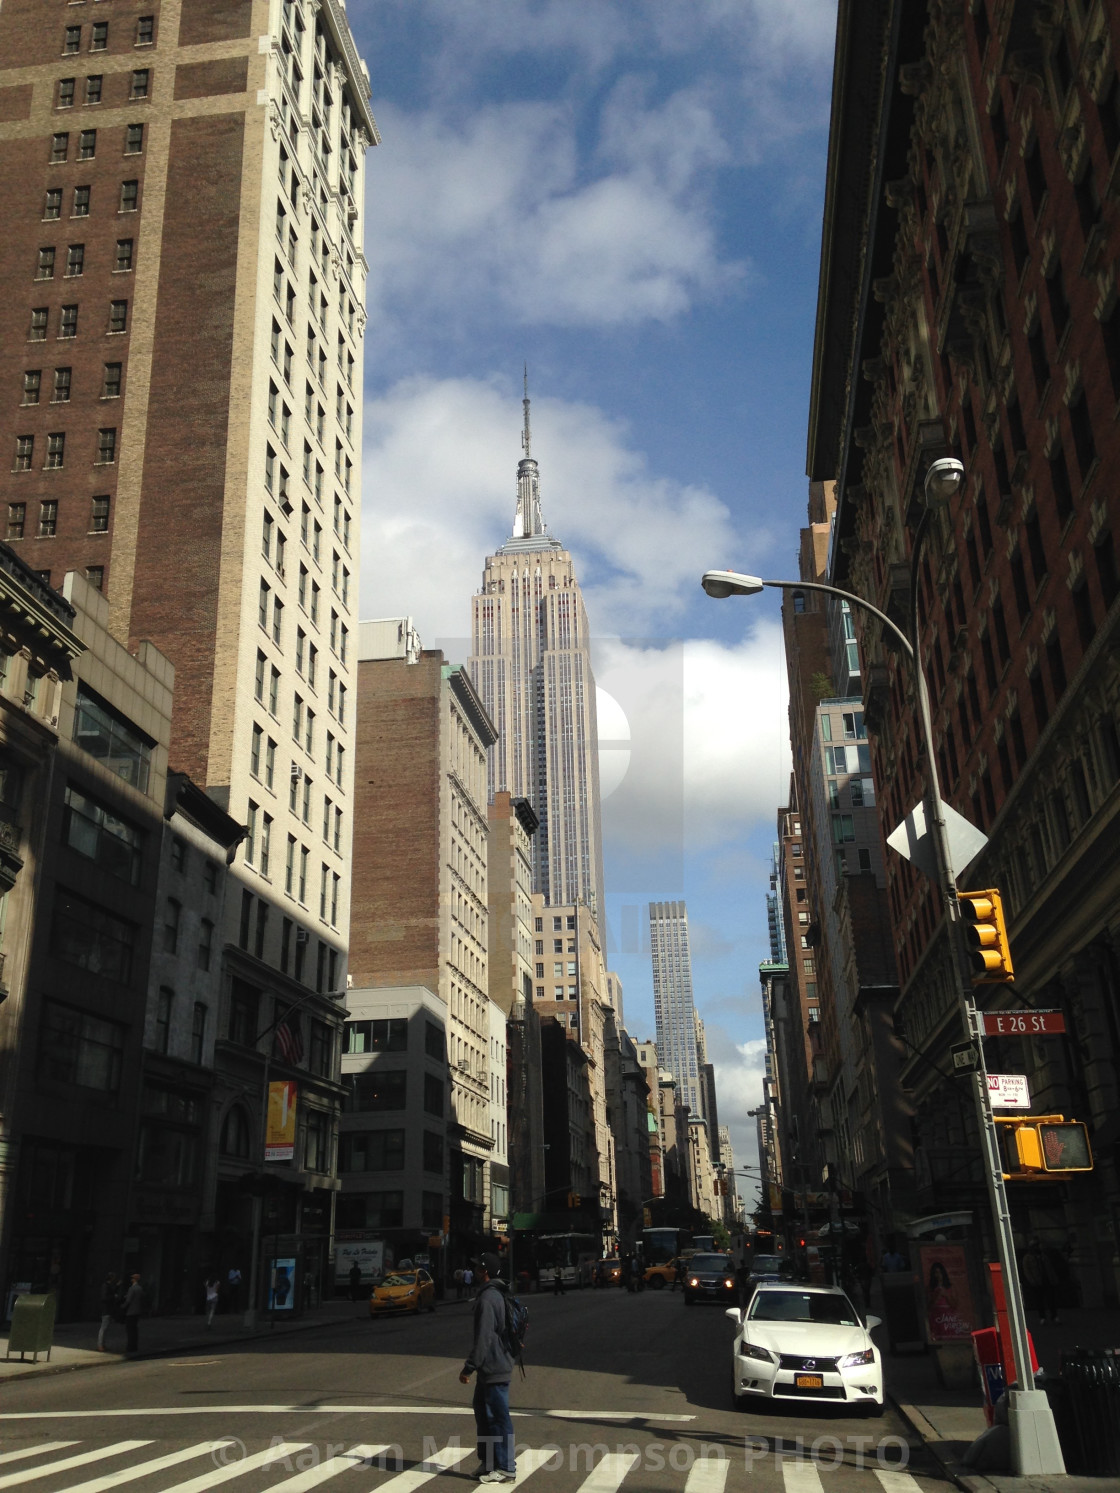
[458,1252,515,1483]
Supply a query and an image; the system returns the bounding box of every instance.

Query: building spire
[512,367,545,539]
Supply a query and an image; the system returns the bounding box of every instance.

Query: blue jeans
[473,1378,514,1473]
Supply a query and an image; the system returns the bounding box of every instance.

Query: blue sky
[349,0,839,1178]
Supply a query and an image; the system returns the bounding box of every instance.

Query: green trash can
[4,1292,57,1362]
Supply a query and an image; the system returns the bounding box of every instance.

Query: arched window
[220,1105,251,1158]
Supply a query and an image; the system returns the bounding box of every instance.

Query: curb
[889,1394,997,1493]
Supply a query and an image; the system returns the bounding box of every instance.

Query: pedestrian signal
[997,1116,1093,1175]
[958,888,1014,983]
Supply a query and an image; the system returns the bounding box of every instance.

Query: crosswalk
[0,1439,938,1492]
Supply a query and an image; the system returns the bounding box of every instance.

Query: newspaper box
[972,1324,1039,1425]
[4,1292,56,1363]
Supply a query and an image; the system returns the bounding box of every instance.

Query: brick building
[808,0,1120,1303]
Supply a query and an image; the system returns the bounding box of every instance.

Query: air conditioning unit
[291,763,303,781]
[458,1058,471,1073]
[296,928,309,945]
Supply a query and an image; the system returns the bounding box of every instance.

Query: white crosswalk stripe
[52,1441,250,1493]
[685,1457,731,1492]
[157,1442,313,1493]
[0,1441,79,1466]
[782,1461,825,1493]
[875,1473,925,1493]
[0,1439,151,1489]
[575,1451,641,1492]
[509,1448,565,1485]
[367,1440,474,1491]
[268,1446,390,1492]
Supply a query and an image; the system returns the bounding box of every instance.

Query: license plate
[795,1375,823,1389]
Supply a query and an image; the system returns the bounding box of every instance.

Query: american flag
[275,1013,304,1065]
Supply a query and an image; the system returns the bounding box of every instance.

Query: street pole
[703,563,1064,1474]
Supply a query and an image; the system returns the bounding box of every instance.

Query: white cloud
[364,96,745,336]
[360,374,753,644]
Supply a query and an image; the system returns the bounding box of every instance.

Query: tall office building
[469,384,605,935]
[648,900,701,1115]
[0,0,374,982]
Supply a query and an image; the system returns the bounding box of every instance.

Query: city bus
[641,1227,682,1265]
[534,1232,598,1287]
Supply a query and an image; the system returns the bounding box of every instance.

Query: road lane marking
[267,1444,390,1490]
[782,1463,825,1493]
[685,1459,731,1492]
[509,1449,563,1485]
[0,1407,473,1419]
[0,1442,79,1465]
[0,1440,151,1489]
[576,1452,640,1491]
[368,1441,474,1490]
[876,1474,925,1493]
[156,1442,313,1493]
[546,1411,695,1422]
[51,1442,242,1493]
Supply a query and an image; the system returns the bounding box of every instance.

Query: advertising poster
[269,1257,296,1311]
[334,1239,385,1284]
[918,1242,976,1342]
[265,1080,297,1161]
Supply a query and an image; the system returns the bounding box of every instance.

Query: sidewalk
[885,1306,1120,1491]
[0,1292,473,1384]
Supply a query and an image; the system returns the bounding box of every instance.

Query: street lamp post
[701,462,1065,1473]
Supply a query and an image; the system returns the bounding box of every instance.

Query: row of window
[234,894,341,993]
[249,726,344,845]
[8,497,109,542]
[243,805,341,926]
[343,1069,445,1116]
[48,124,143,163]
[13,427,117,470]
[42,179,139,220]
[56,70,150,108]
[339,1128,444,1175]
[61,16,154,52]
[35,240,134,282]
[21,362,123,405]
[335,1192,442,1233]
[26,301,129,340]
[343,1018,446,1060]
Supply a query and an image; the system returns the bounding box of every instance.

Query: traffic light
[997,1116,1093,1175]
[958,888,1014,983]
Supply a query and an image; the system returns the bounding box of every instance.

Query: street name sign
[981,1009,1066,1036]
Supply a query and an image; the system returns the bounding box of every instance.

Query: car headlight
[689,1278,699,1287]
[840,1348,876,1367]
[724,1279,735,1288]
[739,1341,775,1363]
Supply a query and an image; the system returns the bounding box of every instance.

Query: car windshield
[689,1255,731,1272]
[381,1274,416,1287]
[751,1256,784,1273]
[748,1291,859,1326]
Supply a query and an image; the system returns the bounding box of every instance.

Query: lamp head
[701,569,765,599]
[923,456,964,508]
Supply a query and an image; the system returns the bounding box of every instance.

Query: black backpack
[503,1293,529,1376]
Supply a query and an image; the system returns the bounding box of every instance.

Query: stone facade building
[808,0,1120,1302]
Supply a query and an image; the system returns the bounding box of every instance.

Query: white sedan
[727,1284,884,1412]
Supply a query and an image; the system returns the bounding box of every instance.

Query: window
[73,682,152,790]
[155,988,172,1054]
[340,1130,405,1171]
[52,887,136,983]
[119,179,138,212]
[423,1130,444,1173]
[64,26,82,54]
[344,1070,407,1112]
[40,1001,125,1093]
[198,918,214,972]
[124,123,144,154]
[50,132,69,163]
[108,300,128,333]
[163,897,180,953]
[72,185,90,217]
[44,433,65,470]
[58,77,75,108]
[96,427,116,463]
[309,1020,332,1077]
[305,1109,331,1172]
[78,129,95,160]
[130,70,150,100]
[115,238,134,271]
[62,785,143,885]
[191,1003,207,1065]
[90,21,108,50]
[7,504,26,540]
[38,500,58,537]
[343,1017,407,1054]
[102,362,122,398]
[425,1021,444,1060]
[43,187,63,222]
[254,650,266,702]
[85,565,104,591]
[59,305,78,338]
[21,370,41,405]
[35,246,55,282]
[85,75,102,104]
[65,243,84,277]
[136,16,154,45]
[220,1105,250,1157]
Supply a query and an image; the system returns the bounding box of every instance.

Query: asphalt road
[0,1286,950,1493]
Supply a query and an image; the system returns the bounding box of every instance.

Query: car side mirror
[865,1314,881,1331]
[724,1307,741,1323]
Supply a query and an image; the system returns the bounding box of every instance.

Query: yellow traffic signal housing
[996,1115,1093,1176]
[958,888,1014,983]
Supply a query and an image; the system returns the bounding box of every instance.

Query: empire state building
[469,383,605,934]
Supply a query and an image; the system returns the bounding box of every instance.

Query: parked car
[682,1253,738,1305]
[370,1269,436,1316]
[727,1284,883,1413]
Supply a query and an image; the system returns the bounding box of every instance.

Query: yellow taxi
[644,1256,683,1289]
[369,1268,436,1316]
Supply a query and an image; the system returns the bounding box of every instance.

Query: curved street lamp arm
[759,579,914,660]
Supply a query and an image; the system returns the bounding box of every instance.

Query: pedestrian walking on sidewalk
[205,1275,221,1327]
[454,1266,464,1301]
[552,1266,564,1296]
[97,1271,119,1351]
[122,1272,144,1355]
[227,1265,242,1313]
[463,1265,474,1299]
[459,1252,516,1484]
[348,1263,363,1302]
